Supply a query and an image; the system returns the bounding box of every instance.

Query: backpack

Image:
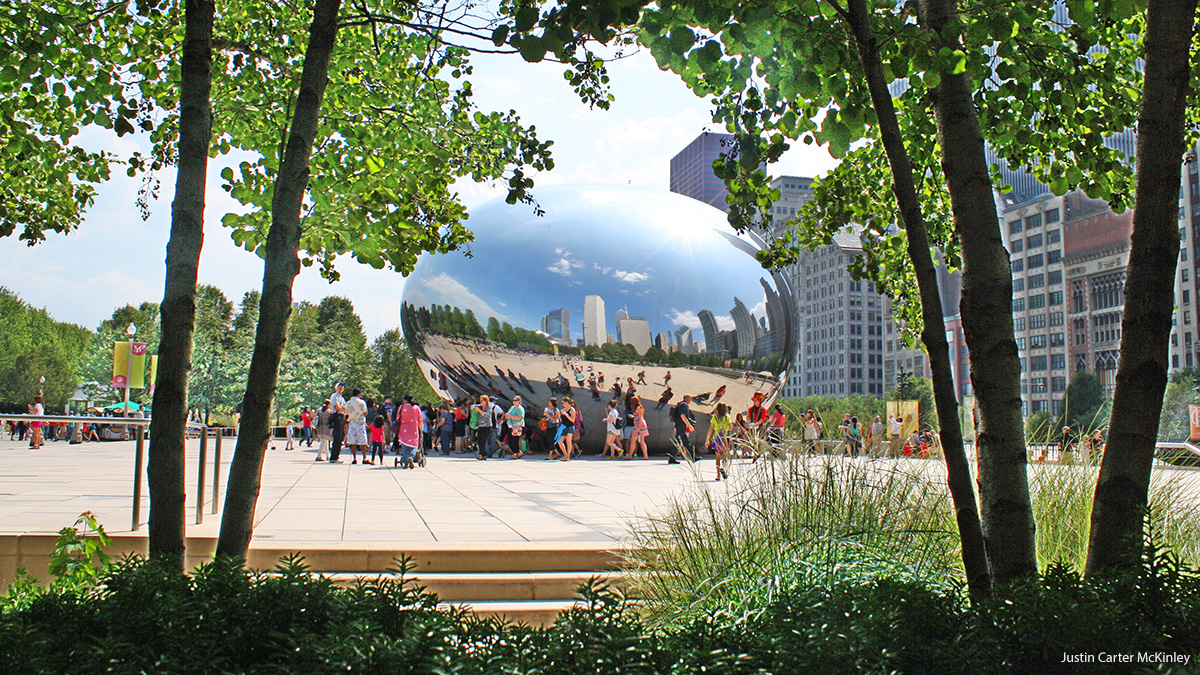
[609,409,623,430]
[669,404,680,424]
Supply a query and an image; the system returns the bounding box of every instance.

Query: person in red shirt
[395,394,424,469]
[300,407,314,447]
[768,404,786,449]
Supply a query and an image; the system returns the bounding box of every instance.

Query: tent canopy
[102,401,148,411]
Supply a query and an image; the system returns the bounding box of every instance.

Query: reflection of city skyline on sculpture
[399,184,795,452]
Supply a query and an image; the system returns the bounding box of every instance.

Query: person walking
[867,415,884,458]
[345,388,369,464]
[556,397,576,461]
[369,415,386,465]
[395,394,423,468]
[544,397,563,460]
[803,410,821,455]
[435,402,454,455]
[473,395,494,460]
[706,403,732,480]
[768,404,786,450]
[328,382,347,463]
[626,395,650,460]
[300,407,313,447]
[602,399,623,458]
[28,395,44,450]
[505,395,526,459]
[315,400,332,461]
[888,415,903,458]
[285,419,295,451]
[486,396,505,458]
[669,394,695,464]
[846,416,863,457]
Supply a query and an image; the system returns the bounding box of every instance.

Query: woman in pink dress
[627,395,649,460]
[28,395,44,449]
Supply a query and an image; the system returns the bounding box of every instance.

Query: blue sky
[0,49,838,338]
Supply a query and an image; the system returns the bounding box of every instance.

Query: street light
[124,323,136,420]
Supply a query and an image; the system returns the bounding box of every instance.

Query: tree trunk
[147,0,215,571]
[1086,0,1197,573]
[844,0,990,598]
[918,0,1038,584]
[216,0,343,560]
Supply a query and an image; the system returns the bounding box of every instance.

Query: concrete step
[320,570,625,602]
[443,599,584,626]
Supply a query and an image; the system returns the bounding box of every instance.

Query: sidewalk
[0,437,702,545]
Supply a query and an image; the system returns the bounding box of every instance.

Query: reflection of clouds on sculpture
[400,184,796,452]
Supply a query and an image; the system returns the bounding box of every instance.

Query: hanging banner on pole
[1189,405,1200,441]
[147,355,159,394]
[128,343,148,389]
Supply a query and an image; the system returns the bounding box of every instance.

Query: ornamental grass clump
[1029,461,1200,571]
[622,456,961,627]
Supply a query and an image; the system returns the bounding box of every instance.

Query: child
[370,415,386,465]
[285,419,295,451]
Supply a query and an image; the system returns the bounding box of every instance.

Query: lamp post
[124,323,136,419]
[39,375,44,397]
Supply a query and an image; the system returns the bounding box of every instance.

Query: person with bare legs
[556,397,576,461]
[626,395,650,460]
[602,399,623,458]
[706,403,732,480]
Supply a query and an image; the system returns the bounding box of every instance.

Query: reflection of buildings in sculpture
[730,298,756,359]
[540,307,570,346]
[698,309,726,353]
[674,325,695,354]
[583,295,606,347]
[617,316,652,355]
[655,332,672,353]
[768,175,816,396]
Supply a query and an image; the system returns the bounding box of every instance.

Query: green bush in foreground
[1,548,1199,674]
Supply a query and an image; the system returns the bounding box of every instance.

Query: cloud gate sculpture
[401,184,795,454]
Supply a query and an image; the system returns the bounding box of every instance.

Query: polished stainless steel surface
[401,184,794,453]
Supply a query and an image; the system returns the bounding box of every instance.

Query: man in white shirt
[345,388,369,464]
[889,415,904,459]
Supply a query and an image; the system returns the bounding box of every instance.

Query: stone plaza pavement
[0,436,705,545]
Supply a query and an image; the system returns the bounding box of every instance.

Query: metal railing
[0,414,224,530]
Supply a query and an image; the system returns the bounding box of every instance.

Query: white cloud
[612,269,650,283]
[547,250,586,277]
[667,308,736,332]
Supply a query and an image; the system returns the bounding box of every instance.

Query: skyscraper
[617,316,652,355]
[669,131,736,212]
[730,298,756,358]
[698,309,726,353]
[674,325,694,354]
[541,307,570,345]
[583,295,606,347]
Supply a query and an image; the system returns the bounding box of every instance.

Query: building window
[1049,311,1064,326]
[1010,238,1024,253]
[1092,271,1126,310]
[1051,353,1066,369]
[1015,317,1026,331]
[1016,337,1027,350]
[1046,208,1060,224]
[1028,253,1044,269]
[1072,280,1088,313]
[1012,298,1026,312]
[1048,269,1062,285]
[1031,313,1048,329]
[1032,377,1048,393]
[1030,294,1046,309]
[1026,233,1043,249]
[1048,229,1061,244]
[1013,278,1025,292]
[1186,290,1192,305]
[1052,376,1066,392]
[1026,213,1043,229]
[1012,259,1025,272]
[1031,335,1047,349]
[1031,356,1048,371]
[1009,220,1023,234]
[1049,291,1064,305]
[1051,332,1065,347]
[1028,274,1045,289]
[1048,249,1062,264]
